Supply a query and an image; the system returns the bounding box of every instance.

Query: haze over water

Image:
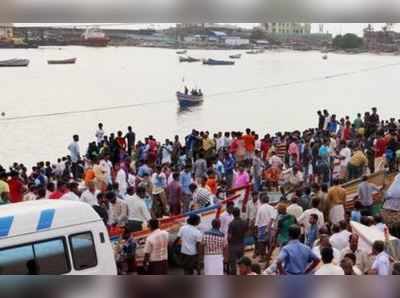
[0,46,400,167]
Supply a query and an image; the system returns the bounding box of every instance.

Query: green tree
[250,28,267,40]
[332,33,363,49]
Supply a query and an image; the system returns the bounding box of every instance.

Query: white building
[0,23,13,40]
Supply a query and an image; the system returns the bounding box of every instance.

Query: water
[0,46,400,167]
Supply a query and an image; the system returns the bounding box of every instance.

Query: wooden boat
[176,50,187,54]
[47,58,77,65]
[229,54,242,59]
[203,58,235,65]
[179,56,201,63]
[0,59,29,67]
[110,186,248,265]
[176,91,204,106]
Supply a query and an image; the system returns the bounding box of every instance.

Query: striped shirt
[202,229,226,255]
[193,187,211,208]
[144,229,169,262]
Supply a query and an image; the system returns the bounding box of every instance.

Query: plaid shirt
[193,187,211,208]
[202,229,226,255]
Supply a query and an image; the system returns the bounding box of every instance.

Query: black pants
[228,245,244,275]
[181,254,198,275]
[361,205,373,217]
[71,162,79,180]
[126,220,143,233]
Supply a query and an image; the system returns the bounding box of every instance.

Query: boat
[0,59,29,67]
[203,58,235,65]
[47,58,77,65]
[80,27,109,47]
[176,91,204,106]
[179,56,201,63]
[176,50,187,54]
[322,55,328,60]
[246,49,264,54]
[229,54,242,59]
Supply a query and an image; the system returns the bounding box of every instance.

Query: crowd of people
[1,106,400,275]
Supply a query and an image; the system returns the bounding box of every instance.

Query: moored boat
[246,49,264,54]
[203,58,235,65]
[322,54,328,60]
[176,50,187,54]
[229,54,242,59]
[47,58,77,65]
[176,91,204,106]
[179,56,201,63]
[0,58,29,67]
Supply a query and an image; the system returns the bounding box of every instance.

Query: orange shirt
[206,177,218,194]
[242,134,255,152]
[84,168,96,185]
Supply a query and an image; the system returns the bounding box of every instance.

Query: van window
[69,232,97,270]
[0,238,70,275]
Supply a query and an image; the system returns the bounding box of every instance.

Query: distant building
[264,23,311,35]
[363,29,400,52]
[0,23,13,40]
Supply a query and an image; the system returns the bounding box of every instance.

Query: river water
[0,46,400,167]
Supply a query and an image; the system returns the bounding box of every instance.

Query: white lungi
[204,255,224,275]
[329,204,345,225]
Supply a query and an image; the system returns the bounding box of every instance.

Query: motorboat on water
[246,49,264,54]
[203,58,235,65]
[179,56,201,63]
[176,50,187,54]
[229,54,242,59]
[47,58,77,65]
[0,58,30,67]
[176,91,204,106]
[322,55,328,60]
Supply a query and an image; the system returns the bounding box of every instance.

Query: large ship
[80,27,110,47]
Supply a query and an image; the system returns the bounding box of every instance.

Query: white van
[0,200,117,275]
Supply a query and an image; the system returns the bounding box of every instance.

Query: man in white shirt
[338,140,351,178]
[315,247,345,275]
[220,202,234,238]
[330,222,351,251]
[106,191,128,227]
[297,198,324,231]
[340,233,372,274]
[67,135,81,180]
[369,240,390,275]
[287,195,303,220]
[60,182,81,201]
[115,163,128,196]
[95,123,105,144]
[125,186,151,232]
[313,234,341,265]
[174,214,202,275]
[80,181,99,206]
[255,194,277,261]
[99,155,113,185]
[143,219,169,275]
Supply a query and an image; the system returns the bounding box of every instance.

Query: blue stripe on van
[37,209,55,231]
[0,216,14,237]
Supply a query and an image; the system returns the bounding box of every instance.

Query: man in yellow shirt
[327,179,346,225]
[347,146,368,180]
[0,172,10,204]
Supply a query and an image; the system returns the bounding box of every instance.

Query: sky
[14,23,397,36]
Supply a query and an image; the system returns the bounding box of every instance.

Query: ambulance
[0,200,117,275]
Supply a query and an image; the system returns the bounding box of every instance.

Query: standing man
[223,152,236,189]
[166,172,183,216]
[0,172,10,204]
[315,247,345,275]
[327,179,347,225]
[68,134,81,180]
[357,175,382,216]
[96,123,105,144]
[276,225,320,275]
[125,126,136,157]
[369,240,390,275]
[175,214,203,275]
[125,186,152,232]
[227,207,248,275]
[143,219,169,275]
[80,181,99,206]
[251,150,264,192]
[202,219,226,275]
[180,164,193,213]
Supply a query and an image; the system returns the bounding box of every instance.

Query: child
[305,214,319,248]
[351,201,362,223]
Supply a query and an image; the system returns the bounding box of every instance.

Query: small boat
[176,50,187,54]
[176,91,204,106]
[322,55,328,60]
[47,58,77,65]
[203,58,235,66]
[246,49,264,54]
[179,56,201,63]
[229,54,242,59]
[0,59,29,67]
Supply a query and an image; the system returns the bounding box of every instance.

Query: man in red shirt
[49,181,68,199]
[373,130,388,172]
[242,128,255,161]
[8,171,25,203]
